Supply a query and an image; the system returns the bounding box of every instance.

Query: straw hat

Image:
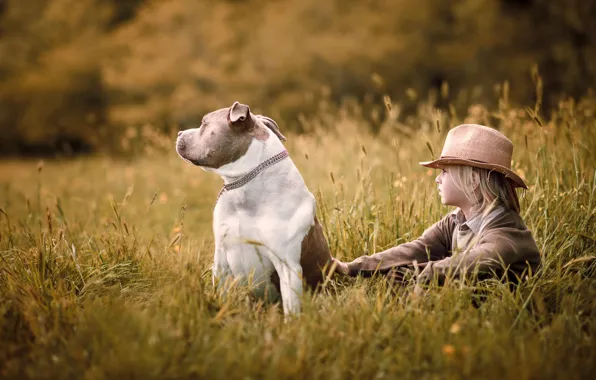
[419,124,528,189]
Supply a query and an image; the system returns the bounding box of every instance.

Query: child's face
[435,167,471,208]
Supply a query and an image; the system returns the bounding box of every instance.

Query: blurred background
[0,0,594,157]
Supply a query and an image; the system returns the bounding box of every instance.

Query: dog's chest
[215,190,269,237]
[214,183,306,240]
[214,199,276,276]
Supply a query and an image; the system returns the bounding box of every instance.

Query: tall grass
[1,91,595,379]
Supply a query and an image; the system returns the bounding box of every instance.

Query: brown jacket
[347,207,541,284]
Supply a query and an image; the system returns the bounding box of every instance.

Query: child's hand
[331,257,350,276]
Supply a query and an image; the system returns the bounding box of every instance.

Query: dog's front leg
[272,258,303,316]
[212,243,233,298]
[271,195,316,316]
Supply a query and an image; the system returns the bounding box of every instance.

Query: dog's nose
[177,131,183,137]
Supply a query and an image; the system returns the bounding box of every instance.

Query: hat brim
[419,158,528,189]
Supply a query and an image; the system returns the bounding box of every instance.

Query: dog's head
[176,102,286,169]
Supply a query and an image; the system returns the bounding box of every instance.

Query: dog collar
[216,149,290,202]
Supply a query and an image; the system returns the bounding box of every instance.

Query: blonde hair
[445,165,521,214]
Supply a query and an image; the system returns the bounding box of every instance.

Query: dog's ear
[256,115,287,142]
[228,101,251,126]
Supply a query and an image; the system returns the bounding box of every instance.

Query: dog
[176,102,332,315]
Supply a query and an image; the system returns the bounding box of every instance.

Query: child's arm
[345,214,455,277]
[416,228,540,283]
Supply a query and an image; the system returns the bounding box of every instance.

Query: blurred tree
[517,0,596,100]
[103,0,546,130]
[0,0,111,155]
[106,0,146,28]
[0,0,594,155]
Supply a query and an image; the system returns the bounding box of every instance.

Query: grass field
[1,96,595,379]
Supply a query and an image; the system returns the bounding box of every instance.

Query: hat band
[439,155,511,169]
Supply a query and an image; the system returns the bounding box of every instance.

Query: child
[332,124,541,286]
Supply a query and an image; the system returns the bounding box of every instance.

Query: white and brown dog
[176,102,331,315]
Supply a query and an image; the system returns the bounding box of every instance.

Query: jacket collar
[451,206,506,235]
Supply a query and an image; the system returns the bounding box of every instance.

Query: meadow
[1,94,595,379]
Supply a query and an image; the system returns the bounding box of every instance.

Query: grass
[1,94,595,379]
